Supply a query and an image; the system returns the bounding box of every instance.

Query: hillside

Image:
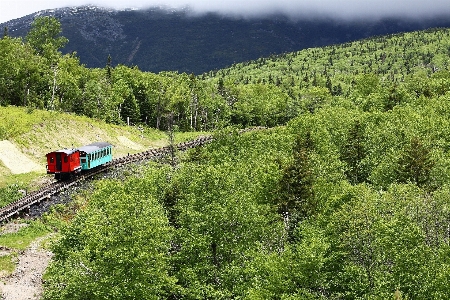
[2,6,450,74]
[0,106,176,189]
[2,20,450,299]
[37,26,450,299]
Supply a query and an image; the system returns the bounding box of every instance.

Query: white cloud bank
[1,0,450,24]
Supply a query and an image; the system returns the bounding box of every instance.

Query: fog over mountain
[2,3,450,74]
[2,0,450,23]
[0,4,450,74]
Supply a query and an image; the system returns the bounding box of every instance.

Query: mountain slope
[2,6,450,74]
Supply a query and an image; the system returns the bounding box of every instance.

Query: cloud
[2,0,450,24]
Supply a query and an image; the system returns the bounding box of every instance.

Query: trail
[0,235,53,300]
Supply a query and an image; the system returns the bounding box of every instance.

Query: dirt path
[0,141,44,174]
[0,235,53,300]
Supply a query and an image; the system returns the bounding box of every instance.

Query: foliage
[5,18,450,299]
[42,123,450,299]
[4,18,450,134]
[276,133,316,241]
[396,137,435,189]
[26,16,68,61]
[43,171,176,299]
[341,120,368,184]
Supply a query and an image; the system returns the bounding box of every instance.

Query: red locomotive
[46,148,81,180]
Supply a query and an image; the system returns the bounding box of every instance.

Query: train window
[81,158,86,163]
[50,157,54,163]
[64,156,68,163]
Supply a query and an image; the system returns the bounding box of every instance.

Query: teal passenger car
[78,142,113,170]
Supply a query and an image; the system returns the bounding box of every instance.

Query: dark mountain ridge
[2,6,450,74]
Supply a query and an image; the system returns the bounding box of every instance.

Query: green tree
[106,54,112,82]
[0,36,47,107]
[276,133,316,241]
[26,16,67,61]
[120,89,140,125]
[341,120,368,184]
[44,174,176,299]
[396,137,435,188]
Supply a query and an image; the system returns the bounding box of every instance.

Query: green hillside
[41,27,450,298]
[1,18,450,299]
[0,105,200,202]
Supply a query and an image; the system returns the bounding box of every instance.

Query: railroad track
[0,128,263,223]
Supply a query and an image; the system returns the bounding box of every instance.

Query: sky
[1,0,450,24]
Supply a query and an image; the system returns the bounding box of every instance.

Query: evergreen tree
[341,120,368,184]
[106,54,112,82]
[276,132,315,241]
[120,93,140,125]
[396,137,435,188]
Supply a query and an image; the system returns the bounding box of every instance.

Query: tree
[341,120,368,184]
[396,137,435,188]
[44,175,176,299]
[26,16,67,61]
[120,90,140,125]
[170,131,285,298]
[0,36,47,107]
[276,133,315,241]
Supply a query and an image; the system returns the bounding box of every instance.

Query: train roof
[46,148,78,156]
[77,142,113,154]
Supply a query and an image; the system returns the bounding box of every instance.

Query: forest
[2,16,450,299]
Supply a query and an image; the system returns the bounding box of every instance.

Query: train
[46,142,113,180]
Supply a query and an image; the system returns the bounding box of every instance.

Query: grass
[0,221,50,251]
[0,106,54,140]
[0,106,171,160]
[0,253,17,276]
[0,171,44,189]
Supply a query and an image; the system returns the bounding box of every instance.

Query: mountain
[2,6,450,74]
